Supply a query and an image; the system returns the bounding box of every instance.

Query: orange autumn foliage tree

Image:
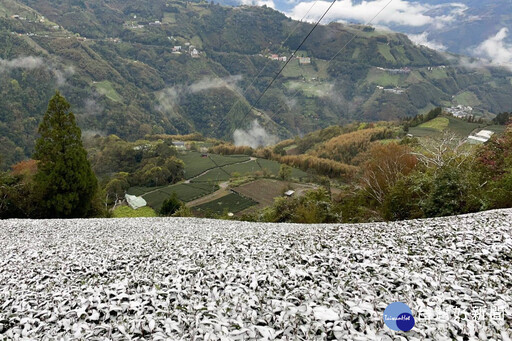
[11,159,38,179]
[359,143,417,204]
[313,128,395,164]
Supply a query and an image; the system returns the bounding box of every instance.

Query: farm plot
[137,183,219,211]
[222,160,261,176]
[179,153,251,179]
[257,159,308,179]
[209,154,250,167]
[190,167,231,183]
[0,210,510,339]
[179,152,216,179]
[193,193,257,215]
[233,179,294,206]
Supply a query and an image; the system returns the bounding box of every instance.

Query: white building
[125,194,147,210]
[468,130,494,144]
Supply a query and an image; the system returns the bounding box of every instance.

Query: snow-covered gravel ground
[0,209,511,340]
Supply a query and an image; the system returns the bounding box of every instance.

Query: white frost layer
[0,209,511,339]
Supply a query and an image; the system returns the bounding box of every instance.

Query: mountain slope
[1,0,511,168]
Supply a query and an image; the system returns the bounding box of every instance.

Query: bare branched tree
[410,131,471,170]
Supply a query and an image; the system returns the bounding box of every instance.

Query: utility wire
[214,0,320,135]
[264,0,395,128]
[217,0,337,137]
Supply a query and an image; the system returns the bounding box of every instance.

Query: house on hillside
[284,190,295,197]
[191,49,199,58]
[298,57,311,65]
[172,141,186,150]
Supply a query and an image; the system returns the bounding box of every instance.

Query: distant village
[267,54,311,65]
[445,105,474,119]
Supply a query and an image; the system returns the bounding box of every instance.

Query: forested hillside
[1,0,512,168]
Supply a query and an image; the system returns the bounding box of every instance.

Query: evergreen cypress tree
[33,92,98,218]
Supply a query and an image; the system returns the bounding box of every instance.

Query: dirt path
[186,181,230,207]
[184,157,256,207]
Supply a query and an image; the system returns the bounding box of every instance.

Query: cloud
[287,0,467,28]
[475,28,512,70]
[239,0,275,8]
[83,98,104,117]
[233,120,279,148]
[0,56,45,71]
[52,66,75,86]
[0,56,75,85]
[156,76,243,114]
[189,75,243,93]
[408,32,446,51]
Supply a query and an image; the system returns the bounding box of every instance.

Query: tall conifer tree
[33,92,97,218]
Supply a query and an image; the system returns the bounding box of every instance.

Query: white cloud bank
[408,32,446,51]
[475,28,512,70]
[0,56,45,71]
[0,56,75,85]
[240,0,275,9]
[233,120,279,148]
[287,0,467,28]
[156,75,243,114]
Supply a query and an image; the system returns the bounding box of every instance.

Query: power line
[218,0,337,138]
[214,0,321,135]
[264,0,395,129]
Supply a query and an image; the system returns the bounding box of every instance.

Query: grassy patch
[366,69,401,87]
[483,125,507,134]
[455,91,481,107]
[193,193,257,215]
[446,116,482,136]
[377,43,395,63]
[418,117,450,131]
[112,206,157,218]
[162,13,176,24]
[410,116,483,138]
[285,81,332,97]
[425,68,448,80]
[92,81,123,102]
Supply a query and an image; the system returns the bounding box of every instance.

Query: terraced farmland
[193,192,257,215]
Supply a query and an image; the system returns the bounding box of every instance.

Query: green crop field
[179,152,216,179]
[193,193,257,215]
[128,182,219,211]
[209,154,251,167]
[92,81,123,102]
[112,206,157,218]
[190,167,230,183]
[409,116,483,138]
[256,159,281,175]
[418,117,450,131]
[223,160,261,175]
[446,116,482,136]
[366,69,401,87]
[126,185,164,196]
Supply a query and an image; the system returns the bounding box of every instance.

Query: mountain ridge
[1,0,511,168]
